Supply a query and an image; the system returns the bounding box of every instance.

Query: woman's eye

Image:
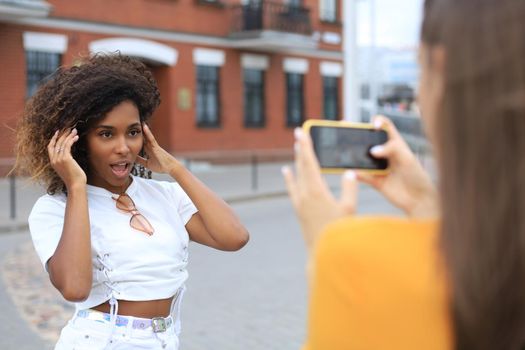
[129,129,142,136]
[99,131,112,138]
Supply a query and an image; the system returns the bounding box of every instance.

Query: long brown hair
[422,0,525,348]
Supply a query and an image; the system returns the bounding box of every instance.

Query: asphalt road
[180,185,401,350]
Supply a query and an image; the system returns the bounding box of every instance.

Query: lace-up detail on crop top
[96,253,121,305]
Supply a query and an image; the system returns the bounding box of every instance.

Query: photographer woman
[16,54,249,349]
[284,0,525,349]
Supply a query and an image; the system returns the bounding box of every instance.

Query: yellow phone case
[302,119,390,175]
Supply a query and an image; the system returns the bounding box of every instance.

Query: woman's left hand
[136,123,179,174]
[283,128,358,254]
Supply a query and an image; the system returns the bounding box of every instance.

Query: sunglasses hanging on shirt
[112,193,155,235]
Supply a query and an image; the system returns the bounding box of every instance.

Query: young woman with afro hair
[16,53,249,350]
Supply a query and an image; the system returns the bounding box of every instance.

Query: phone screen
[310,125,388,170]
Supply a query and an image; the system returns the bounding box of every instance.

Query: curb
[0,221,29,234]
[223,190,288,204]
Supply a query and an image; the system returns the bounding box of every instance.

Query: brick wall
[47,0,233,36]
[0,0,343,158]
[0,25,26,158]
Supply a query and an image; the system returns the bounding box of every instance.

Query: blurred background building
[0,0,344,159]
[359,46,419,121]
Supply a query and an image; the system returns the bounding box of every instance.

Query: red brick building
[0,0,343,158]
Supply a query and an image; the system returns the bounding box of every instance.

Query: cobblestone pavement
[0,232,53,350]
[1,238,73,344]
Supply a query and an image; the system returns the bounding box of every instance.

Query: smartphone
[303,119,389,174]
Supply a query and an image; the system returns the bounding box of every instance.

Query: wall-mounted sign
[177,88,191,111]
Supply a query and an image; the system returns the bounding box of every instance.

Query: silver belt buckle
[151,317,167,333]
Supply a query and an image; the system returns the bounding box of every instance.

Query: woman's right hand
[47,128,87,189]
[357,115,439,218]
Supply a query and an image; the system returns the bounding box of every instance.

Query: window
[286,73,304,127]
[320,0,337,23]
[196,65,220,127]
[243,69,265,127]
[25,50,61,98]
[323,76,339,120]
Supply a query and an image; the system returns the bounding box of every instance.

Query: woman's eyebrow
[94,123,141,130]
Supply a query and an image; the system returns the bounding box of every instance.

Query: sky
[356,0,424,48]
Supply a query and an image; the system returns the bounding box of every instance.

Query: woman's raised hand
[283,128,358,253]
[136,123,179,174]
[47,128,87,189]
[357,115,439,218]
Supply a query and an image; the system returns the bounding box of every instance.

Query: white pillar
[368,0,378,118]
[343,0,360,122]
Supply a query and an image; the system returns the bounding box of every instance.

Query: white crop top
[28,175,198,311]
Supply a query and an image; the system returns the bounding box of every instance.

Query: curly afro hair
[15,53,160,195]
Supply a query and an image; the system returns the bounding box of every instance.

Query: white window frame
[23,32,68,53]
[320,61,343,77]
[193,48,225,67]
[283,57,309,74]
[89,38,178,66]
[241,54,269,70]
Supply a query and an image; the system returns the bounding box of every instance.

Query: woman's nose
[114,136,131,154]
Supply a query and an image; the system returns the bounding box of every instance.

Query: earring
[133,148,152,179]
[132,164,152,179]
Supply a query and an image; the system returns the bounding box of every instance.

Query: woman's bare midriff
[91,297,174,318]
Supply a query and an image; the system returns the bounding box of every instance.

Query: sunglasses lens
[130,214,154,235]
[116,194,135,211]
[115,194,154,235]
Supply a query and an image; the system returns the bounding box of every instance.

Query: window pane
[286,73,304,127]
[244,68,265,127]
[25,51,61,98]
[196,65,220,127]
[323,76,339,120]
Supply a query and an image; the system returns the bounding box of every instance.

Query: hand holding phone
[303,119,389,174]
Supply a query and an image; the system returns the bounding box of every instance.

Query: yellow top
[304,217,452,350]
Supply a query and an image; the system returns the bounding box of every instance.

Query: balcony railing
[231,1,312,36]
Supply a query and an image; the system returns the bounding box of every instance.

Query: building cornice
[0,0,51,19]
[8,16,343,60]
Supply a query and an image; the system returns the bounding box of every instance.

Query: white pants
[54,314,180,350]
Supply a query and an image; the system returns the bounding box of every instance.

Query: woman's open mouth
[110,162,130,178]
